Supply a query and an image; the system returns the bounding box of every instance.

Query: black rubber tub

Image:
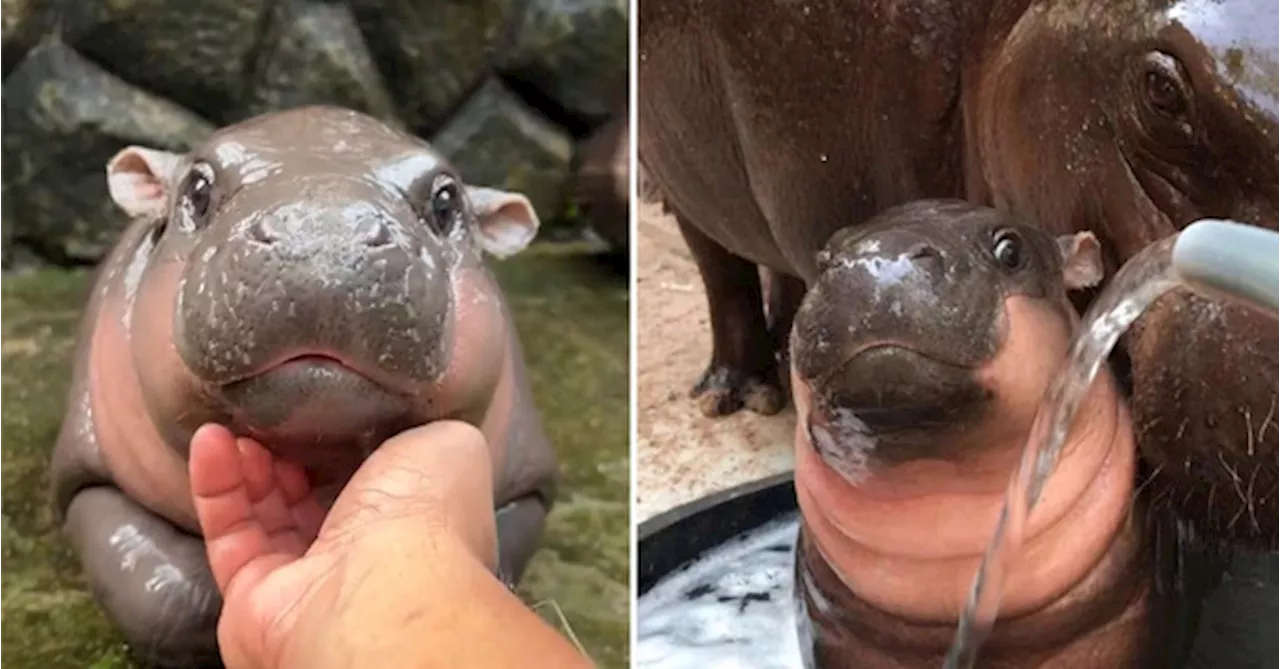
[637,472,798,595]
[635,471,1278,669]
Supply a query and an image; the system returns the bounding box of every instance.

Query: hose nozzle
[1171,219,1279,316]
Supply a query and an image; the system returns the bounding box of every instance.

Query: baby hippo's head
[790,199,1103,482]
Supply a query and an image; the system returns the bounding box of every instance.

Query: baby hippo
[789,200,1178,668]
[49,107,558,668]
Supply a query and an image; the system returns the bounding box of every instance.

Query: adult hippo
[49,106,559,668]
[638,0,1278,548]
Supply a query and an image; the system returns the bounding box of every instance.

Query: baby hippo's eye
[992,229,1023,270]
[182,162,216,228]
[428,175,465,235]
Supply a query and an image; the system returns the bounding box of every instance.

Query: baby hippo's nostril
[247,219,279,245]
[357,219,393,248]
[906,243,942,266]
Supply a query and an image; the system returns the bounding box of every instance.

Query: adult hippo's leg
[765,270,806,371]
[64,487,221,669]
[676,211,785,418]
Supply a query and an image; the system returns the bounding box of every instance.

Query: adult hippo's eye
[992,229,1023,270]
[427,175,465,235]
[180,162,216,228]
[1142,52,1191,123]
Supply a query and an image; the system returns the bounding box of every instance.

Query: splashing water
[942,236,1183,668]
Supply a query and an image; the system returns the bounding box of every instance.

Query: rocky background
[1,0,630,269]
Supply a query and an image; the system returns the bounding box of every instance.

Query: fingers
[189,424,311,594]
[275,459,326,544]
[321,420,499,569]
[237,437,305,553]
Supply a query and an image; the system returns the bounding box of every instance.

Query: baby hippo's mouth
[803,344,991,468]
[216,352,419,487]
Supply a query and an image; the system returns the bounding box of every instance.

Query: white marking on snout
[213,142,282,185]
[854,239,881,254]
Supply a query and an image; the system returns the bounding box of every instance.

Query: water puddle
[635,515,804,669]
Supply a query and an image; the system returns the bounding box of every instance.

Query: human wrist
[297,533,588,669]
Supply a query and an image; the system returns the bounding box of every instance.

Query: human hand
[188,420,503,669]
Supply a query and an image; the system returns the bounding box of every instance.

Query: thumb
[314,420,498,571]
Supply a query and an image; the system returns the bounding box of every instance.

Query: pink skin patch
[93,257,203,533]
[793,295,1138,622]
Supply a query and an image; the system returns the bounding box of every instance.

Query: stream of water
[941,236,1184,667]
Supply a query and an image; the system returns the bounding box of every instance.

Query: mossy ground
[0,241,631,669]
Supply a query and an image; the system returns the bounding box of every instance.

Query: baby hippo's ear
[106,147,184,219]
[1056,231,1104,290]
[465,185,542,258]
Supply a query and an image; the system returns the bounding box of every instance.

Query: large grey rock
[1,0,629,267]
[434,79,574,225]
[497,0,628,126]
[348,0,518,133]
[238,0,402,126]
[2,41,214,262]
[56,0,273,120]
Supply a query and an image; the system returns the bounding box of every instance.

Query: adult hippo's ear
[1056,232,1104,290]
[465,185,542,259]
[106,147,184,220]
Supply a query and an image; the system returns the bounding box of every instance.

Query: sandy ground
[635,201,796,522]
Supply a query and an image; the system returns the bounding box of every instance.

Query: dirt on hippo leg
[675,213,785,418]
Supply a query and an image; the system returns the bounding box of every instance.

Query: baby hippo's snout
[173,183,457,464]
[244,198,397,251]
[791,209,1019,472]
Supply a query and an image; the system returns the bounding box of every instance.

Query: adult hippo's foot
[788,202,1182,667]
[676,212,787,417]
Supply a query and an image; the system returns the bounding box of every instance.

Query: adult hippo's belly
[637,0,1278,548]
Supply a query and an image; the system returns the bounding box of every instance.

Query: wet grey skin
[790,200,1087,473]
[640,0,1277,548]
[47,106,558,669]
